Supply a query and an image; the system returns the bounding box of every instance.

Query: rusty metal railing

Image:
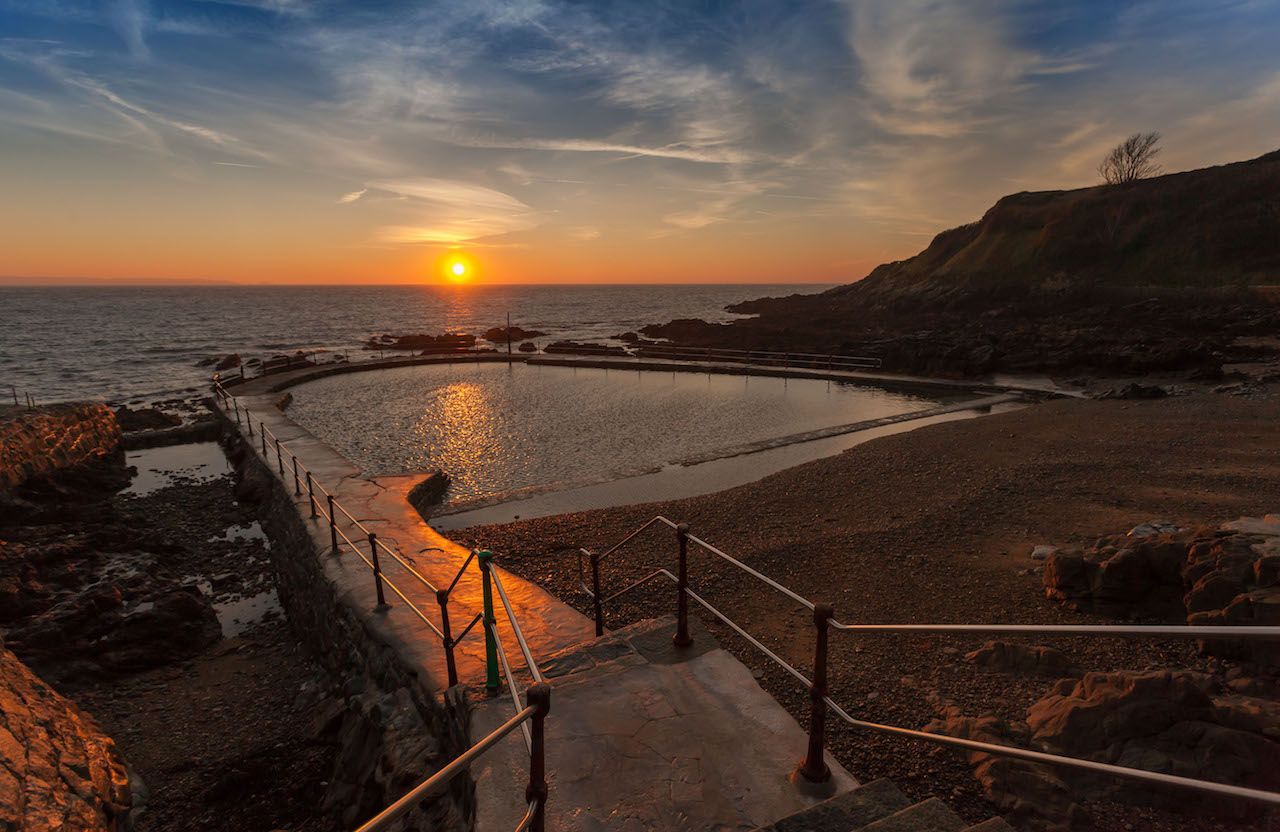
[213,379,553,832]
[580,514,1280,808]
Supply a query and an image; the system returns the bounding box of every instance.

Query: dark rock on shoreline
[213,354,241,371]
[366,332,476,352]
[518,341,538,353]
[114,405,181,432]
[543,340,629,356]
[484,325,546,342]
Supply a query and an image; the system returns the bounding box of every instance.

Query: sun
[442,254,473,283]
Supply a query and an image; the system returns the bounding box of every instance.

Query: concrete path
[220,377,595,692]
[471,617,857,832]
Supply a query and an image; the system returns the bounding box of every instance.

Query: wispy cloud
[109,0,150,59]
[370,178,538,244]
[337,188,366,203]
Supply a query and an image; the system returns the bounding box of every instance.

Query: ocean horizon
[0,283,833,404]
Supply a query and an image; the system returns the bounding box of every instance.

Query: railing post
[261,430,267,456]
[275,438,284,476]
[525,683,551,832]
[368,532,388,608]
[797,602,834,785]
[327,495,338,553]
[590,551,604,637]
[437,589,459,688]
[291,455,301,495]
[306,471,317,517]
[246,411,254,437]
[673,523,693,647]
[477,550,501,695]
[233,399,241,424]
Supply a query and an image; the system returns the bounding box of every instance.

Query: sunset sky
[2,1,1279,285]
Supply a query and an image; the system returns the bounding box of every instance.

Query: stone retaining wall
[221,426,474,831]
[0,404,121,493]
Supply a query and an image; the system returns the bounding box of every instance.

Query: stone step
[856,797,968,832]
[963,818,1016,832]
[755,778,912,832]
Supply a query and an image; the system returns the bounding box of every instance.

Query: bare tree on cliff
[1098,132,1163,184]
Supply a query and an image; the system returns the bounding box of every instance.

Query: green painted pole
[477,550,500,695]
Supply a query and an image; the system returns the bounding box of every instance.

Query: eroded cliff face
[0,404,122,494]
[0,641,131,831]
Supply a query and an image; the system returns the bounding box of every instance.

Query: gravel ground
[455,389,1280,831]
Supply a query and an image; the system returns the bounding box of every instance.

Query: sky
[1,1,1278,285]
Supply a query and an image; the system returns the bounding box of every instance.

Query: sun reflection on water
[414,381,504,479]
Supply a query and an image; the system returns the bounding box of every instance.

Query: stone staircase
[755,777,1014,832]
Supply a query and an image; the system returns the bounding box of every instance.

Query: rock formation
[0,403,122,500]
[0,640,132,831]
[1042,515,1280,665]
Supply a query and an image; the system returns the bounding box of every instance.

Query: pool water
[286,362,949,506]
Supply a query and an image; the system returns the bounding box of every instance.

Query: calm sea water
[288,362,941,506]
[0,284,829,403]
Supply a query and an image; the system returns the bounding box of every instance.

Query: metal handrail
[820,696,1280,807]
[354,703,536,832]
[491,620,535,751]
[582,513,1280,809]
[216,378,553,831]
[830,622,1280,640]
[490,568,545,684]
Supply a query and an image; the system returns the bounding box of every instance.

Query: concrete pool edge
[222,349,1083,401]
[223,353,1062,530]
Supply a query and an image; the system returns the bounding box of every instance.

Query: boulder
[543,340,629,357]
[95,588,222,673]
[112,406,181,432]
[1096,383,1169,400]
[1028,671,1216,755]
[6,585,221,681]
[1030,544,1057,561]
[964,641,1076,677]
[924,708,1089,831]
[214,354,241,371]
[483,326,546,342]
[366,333,475,353]
[1027,670,1280,812]
[518,341,538,353]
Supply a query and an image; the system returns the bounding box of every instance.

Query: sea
[0,284,830,404]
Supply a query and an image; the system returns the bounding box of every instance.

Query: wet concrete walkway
[471,617,856,832]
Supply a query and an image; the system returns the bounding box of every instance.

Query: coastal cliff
[644,149,1280,379]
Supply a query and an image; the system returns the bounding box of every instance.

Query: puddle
[214,589,282,637]
[211,521,268,545]
[126,441,231,496]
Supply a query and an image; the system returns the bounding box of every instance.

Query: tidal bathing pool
[286,362,961,517]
